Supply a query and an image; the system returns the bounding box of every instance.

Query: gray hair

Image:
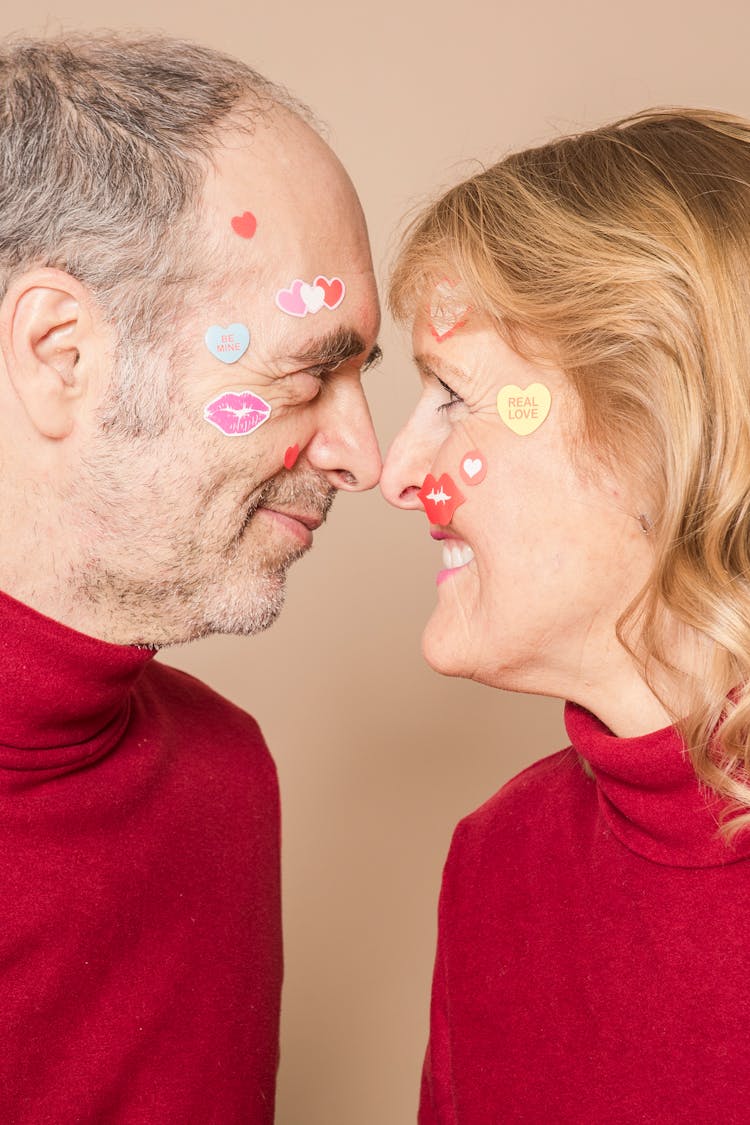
[0,32,314,433]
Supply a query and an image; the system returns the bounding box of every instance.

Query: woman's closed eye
[436,375,464,413]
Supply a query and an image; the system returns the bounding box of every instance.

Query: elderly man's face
[73,113,382,645]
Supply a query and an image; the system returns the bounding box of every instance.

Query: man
[0,32,381,1124]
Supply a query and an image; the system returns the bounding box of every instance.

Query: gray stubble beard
[72,466,337,648]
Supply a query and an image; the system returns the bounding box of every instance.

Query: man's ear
[0,268,101,439]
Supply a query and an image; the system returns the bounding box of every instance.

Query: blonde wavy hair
[390,107,750,839]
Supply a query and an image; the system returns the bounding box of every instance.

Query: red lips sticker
[231,211,257,239]
[417,472,465,525]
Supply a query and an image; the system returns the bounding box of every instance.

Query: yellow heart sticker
[496,383,552,436]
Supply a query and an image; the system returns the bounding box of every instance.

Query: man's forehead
[198,121,379,364]
[204,116,359,233]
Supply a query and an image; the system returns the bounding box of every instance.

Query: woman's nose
[380,421,434,510]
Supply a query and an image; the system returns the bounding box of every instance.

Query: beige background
[4,2,750,1121]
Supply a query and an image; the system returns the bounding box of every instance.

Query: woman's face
[381,307,655,697]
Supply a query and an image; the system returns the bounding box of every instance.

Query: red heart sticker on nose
[284,444,300,470]
[417,472,465,525]
[231,211,257,239]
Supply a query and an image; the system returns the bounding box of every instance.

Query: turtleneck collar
[0,588,156,771]
[564,700,750,868]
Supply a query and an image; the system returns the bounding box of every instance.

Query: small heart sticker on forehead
[204,324,250,364]
[430,279,469,342]
[459,451,487,486]
[275,279,306,317]
[230,211,257,239]
[314,275,345,309]
[299,282,326,314]
[276,276,346,317]
[497,383,552,436]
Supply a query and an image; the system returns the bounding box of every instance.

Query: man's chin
[202,571,289,639]
[147,570,289,647]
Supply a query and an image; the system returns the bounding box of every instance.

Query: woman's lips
[433,533,475,586]
[204,391,271,436]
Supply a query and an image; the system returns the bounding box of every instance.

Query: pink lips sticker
[275,275,346,317]
[417,472,465,525]
[204,391,271,437]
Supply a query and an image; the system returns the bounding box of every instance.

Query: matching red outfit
[419,702,750,1124]
[11,578,745,1124]
[0,590,281,1124]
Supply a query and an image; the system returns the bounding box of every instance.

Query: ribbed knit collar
[564,701,750,868]
[0,588,155,771]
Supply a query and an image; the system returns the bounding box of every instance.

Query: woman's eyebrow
[414,353,471,387]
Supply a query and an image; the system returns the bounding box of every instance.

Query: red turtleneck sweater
[419,703,750,1125]
[0,591,281,1124]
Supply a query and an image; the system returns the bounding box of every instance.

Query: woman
[381,108,750,1123]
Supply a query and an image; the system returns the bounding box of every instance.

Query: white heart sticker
[429,279,469,342]
[300,283,325,314]
[463,458,482,478]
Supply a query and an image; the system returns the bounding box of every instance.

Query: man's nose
[305,377,382,492]
[380,418,434,510]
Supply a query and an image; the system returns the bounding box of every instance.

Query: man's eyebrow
[414,353,471,387]
[287,328,381,371]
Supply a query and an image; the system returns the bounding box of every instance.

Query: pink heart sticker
[275,279,307,317]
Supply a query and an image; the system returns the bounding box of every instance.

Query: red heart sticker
[231,211,257,239]
[284,444,300,470]
[313,275,345,309]
[417,472,465,525]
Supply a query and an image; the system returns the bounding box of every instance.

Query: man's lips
[257,507,324,547]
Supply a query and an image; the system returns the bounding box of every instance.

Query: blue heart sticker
[204,323,250,364]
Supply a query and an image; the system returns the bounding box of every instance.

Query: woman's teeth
[442,542,475,570]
